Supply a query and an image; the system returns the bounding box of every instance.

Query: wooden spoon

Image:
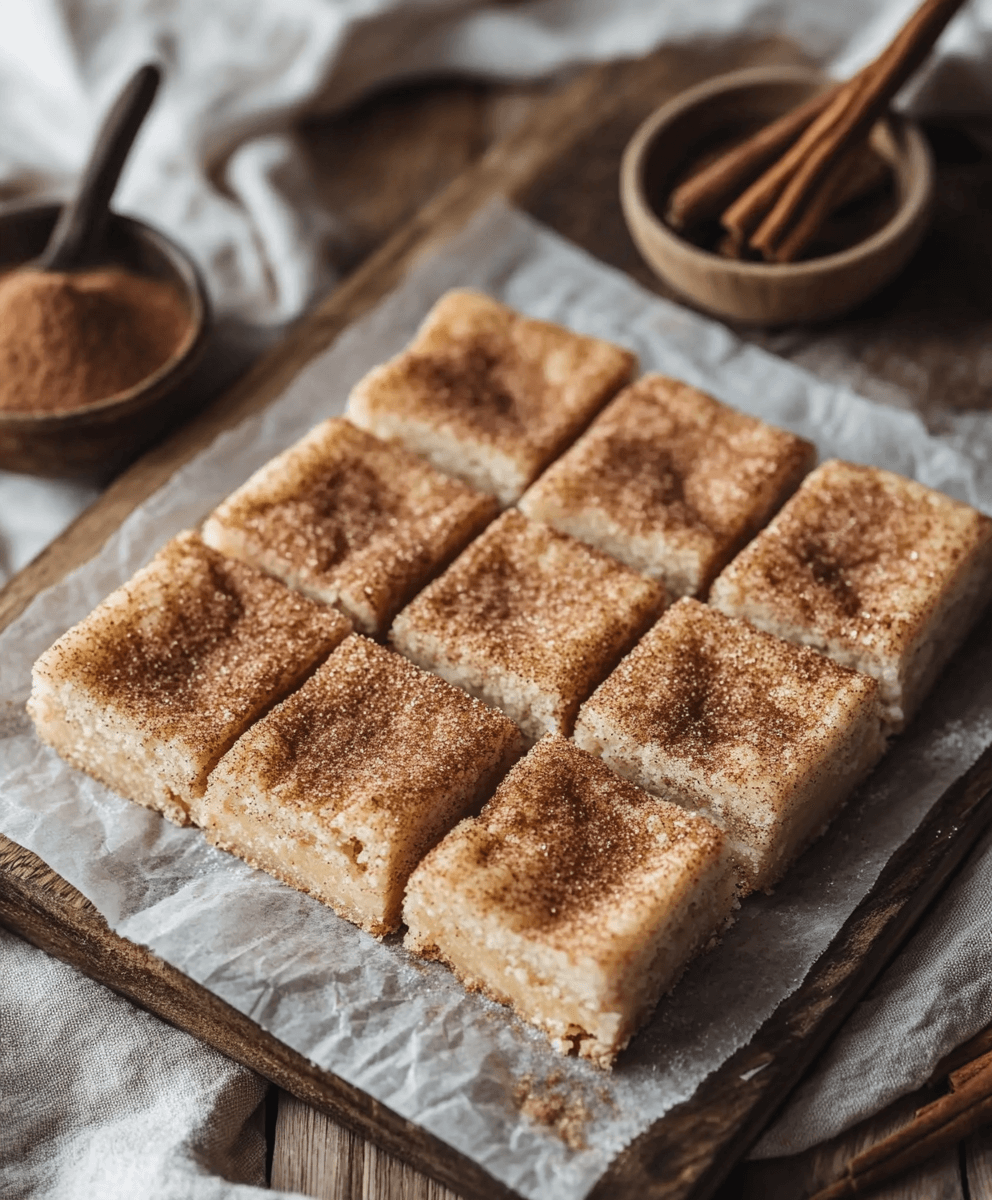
[37,63,162,272]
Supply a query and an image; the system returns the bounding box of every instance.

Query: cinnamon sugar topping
[398,511,661,679]
[579,598,875,793]
[245,635,518,815]
[237,455,390,576]
[465,740,722,944]
[55,531,348,749]
[520,374,814,595]
[390,510,665,737]
[712,460,992,657]
[346,290,636,503]
[401,335,537,437]
[203,419,496,633]
[374,290,634,451]
[431,738,725,960]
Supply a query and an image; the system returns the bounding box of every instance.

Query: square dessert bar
[519,374,815,598]
[202,417,497,635]
[199,635,522,936]
[403,736,737,1068]
[710,460,992,733]
[28,531,350,826]
[574,598,885,892]
[390,510,665,741]
[346,289,636,506]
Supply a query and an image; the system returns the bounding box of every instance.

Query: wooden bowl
[620,66,935,325]
[0,204,211,479]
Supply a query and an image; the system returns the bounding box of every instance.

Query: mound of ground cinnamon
[0,266,191,414]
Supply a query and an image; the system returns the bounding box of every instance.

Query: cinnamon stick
[771,137,878,263]
[809,1050,992,1199]
[717,137,888,261]
[948,1047,992,1089]
[719,75,856,246]
[665,84,840,231]
[827,136,890,211]
[746,0,967,261]
[930,1018,992,1081]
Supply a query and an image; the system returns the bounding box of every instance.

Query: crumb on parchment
[513,1072,591,1151]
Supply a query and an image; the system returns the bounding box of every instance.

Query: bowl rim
[0,205,212,428]
[620,63,935,278]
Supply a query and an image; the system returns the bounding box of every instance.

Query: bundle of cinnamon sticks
[809,1019,992,1198]
[666,0,967,262]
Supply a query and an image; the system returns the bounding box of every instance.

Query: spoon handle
[39,63,162,272]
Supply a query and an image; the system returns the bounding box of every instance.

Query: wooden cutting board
[2,35,992,1200]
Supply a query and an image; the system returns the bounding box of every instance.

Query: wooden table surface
[268,39,992,1199]
[269,1087,992,1198]
[5,33,992,1200]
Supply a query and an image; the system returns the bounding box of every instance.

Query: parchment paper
[2,201,991,1200]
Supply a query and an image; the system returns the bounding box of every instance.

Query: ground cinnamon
[0,266,191,414]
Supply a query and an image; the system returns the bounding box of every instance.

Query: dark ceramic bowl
[0,203,211,478]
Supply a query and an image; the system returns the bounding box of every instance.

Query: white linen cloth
[2,0,992,577]
[3,0,991,329]
[1,4,992,1197]
[754,822,992,1158]
[0,925,305,1200]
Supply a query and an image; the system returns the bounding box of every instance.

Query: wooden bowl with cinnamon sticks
[620,64,934,325]
[620,0,970,323]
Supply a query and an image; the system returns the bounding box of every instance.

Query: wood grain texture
[299,80,551,280]
[272,1091,463,1200]
[2,38,992,1200]
[856,1148,963,1200]
[736,1092,967,1200]
[967,1124,992,1199]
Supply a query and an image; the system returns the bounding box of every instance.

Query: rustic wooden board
[274,1080,983,1200]
[2,34,992,1200]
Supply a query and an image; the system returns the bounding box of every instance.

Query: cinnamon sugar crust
[200,634,522,936]
[346,290,636,505]
[519,374,815,597]
[574,598,885,891]
[390,510,666,740]
[202,418,497,634]
[710,460,992,731]
[28,531,349,825]
[431,738,728,950]
[403,737,737,1067]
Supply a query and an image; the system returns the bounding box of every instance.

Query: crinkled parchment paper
[2,201,992,1200]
